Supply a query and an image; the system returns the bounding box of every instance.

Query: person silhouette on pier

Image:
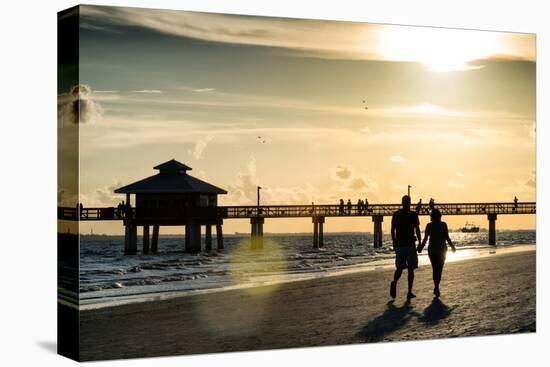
[339,199,345,215]
[390,195,421,299]
[415,198,422,214]
[429,198,435,211]
[347,199,352,214]
[365,198,369,212]
[357,199,363,214]
[117,201,124,218]
[514,196,518,209]
[417,209,456,297]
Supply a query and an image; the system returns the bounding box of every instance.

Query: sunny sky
[58,5,536,234]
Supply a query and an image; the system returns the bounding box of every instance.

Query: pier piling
[372,215,384,248]
[313,218,319,248]
[318,218,324,248]
[250,217,264,250]
[312,217,325,248]
[216,221,224,250]
[488,213,497,246]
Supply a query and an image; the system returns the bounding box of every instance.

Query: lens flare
[228,238,289,296]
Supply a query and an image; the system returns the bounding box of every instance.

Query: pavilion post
[142,225,150,254]
[205,224,212,252]
[151,224,159,254]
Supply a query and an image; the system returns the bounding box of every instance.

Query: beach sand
[77,249,535,361]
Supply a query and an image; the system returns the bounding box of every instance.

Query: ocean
[74,230,535,308]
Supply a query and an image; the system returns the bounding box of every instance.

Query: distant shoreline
[77,229,536,237]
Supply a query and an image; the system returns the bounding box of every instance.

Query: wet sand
[78,249,535,361]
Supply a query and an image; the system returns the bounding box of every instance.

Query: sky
[58,5,536,234]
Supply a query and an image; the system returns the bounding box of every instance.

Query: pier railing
[58,202,536,221]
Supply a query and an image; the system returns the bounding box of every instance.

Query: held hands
[451,245,457,253]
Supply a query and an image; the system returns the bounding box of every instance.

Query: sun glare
[376,26,502,72]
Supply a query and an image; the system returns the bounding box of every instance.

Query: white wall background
[0,0,547,366]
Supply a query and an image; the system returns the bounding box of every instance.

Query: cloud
[132,89,163,94]
[58,187,77,207]
[349,177,369,190]
[502,171,536,193]
[224,155,260,205]
[222,155,321,205]
[525,170,536,189]
[192,134,215,160]
[392,181,408,191]
[79,181,122,207]
[329,164,378,195]
[331,165,353,180]
[58,84,104,125]
[358,126,370,134]
[193,88,216,93]
[81,6,535,63]
[455,171,465,177]
[445,180,467,189]
[95,181,123,205]
[389,155,407,163]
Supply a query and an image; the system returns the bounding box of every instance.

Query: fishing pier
[58,160,536,254]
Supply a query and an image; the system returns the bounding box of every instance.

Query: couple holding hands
[390,195,456,299]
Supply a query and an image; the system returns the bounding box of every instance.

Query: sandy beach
[77,248,535,361]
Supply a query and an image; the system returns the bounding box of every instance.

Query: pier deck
[58,202,536,221]
[58,202,535,252]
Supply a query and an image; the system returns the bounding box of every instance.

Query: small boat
[460,222,480,233]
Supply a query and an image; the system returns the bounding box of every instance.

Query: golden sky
[58,6,536,234]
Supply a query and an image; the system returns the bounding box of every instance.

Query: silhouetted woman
[418,209,456,297]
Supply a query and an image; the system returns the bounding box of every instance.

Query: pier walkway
[58,202,536,221]
[58,202,535,252]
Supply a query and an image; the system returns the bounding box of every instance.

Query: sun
[376,26,502,72]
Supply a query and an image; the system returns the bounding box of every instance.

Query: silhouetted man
[390,195,421,299]
[347,199,352,214]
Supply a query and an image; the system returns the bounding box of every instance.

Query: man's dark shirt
[392,208,419,247]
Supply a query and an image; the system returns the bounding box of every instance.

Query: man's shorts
[395,246,418,270]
